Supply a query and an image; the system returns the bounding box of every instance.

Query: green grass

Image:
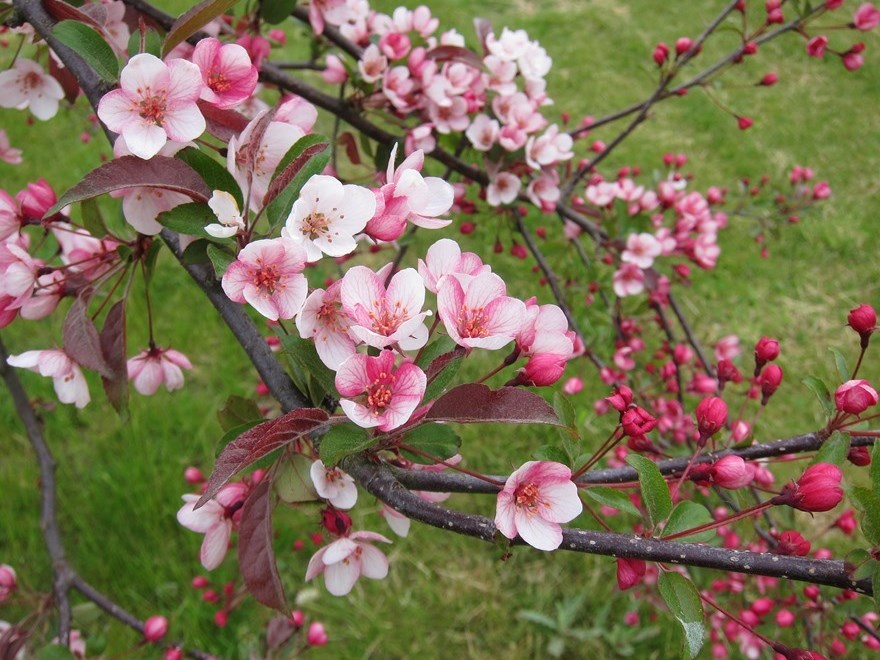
[1,1,879,658]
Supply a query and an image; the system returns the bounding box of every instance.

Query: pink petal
[386,268,425,318]
[200,521,232,570]
[538,481,582,524]
[494,493,517,540]
[357,543,389,579]
[162,104,206,144]
[122,121,168,159]
[323,558,360,596]
[221,260,251,303]
[120,53,169,94]
[514,511,563,551]
[335,354,370,396]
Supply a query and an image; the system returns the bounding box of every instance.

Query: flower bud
[759,364,783,404]
[321,508,353,537]
[605,385,633,413]
[737,116,753,131]
[751,597,774,616]
[776,530,811,556]
[675,37,694,56]
[842,50,865,71]
[184,466,204,484]
[165,648,184,660]
[16,179,56,221]
[776,609,795,627]
[695,397,728,442]
[621,407,658,438]
[307,622,329,646]
[214,609,229,627]
[616,557,646,590]
[653,42,670,66]
[847,445,871,466]
[834,509,857,535]
[716,359,743,386]
[772,463,843,512]
[710,455,755,489]
[562,377,583,395]
[754,336,780,367]
[807,35,829,58]
[760,73,779,86]
[191,575,209,589]
[290,610,305,628]
[144,615,168,643]
[803,584,821,600]
[834,379,878,415]
[847,304,876,347]
[0,564,17,602]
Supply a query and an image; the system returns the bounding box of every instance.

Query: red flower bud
[776,530,811,556]
[616,557,646,590]
[321,508,353,536]
[307,622,329,646]
[834,508,857,535]
[605,385,633,413]
[760,72,779,86]
[847,304,876,346]
[459,221,476,235]
[695,396,728,441]
[847,445,871,466]
[165,648,184,660]
[751,597,774,616]
[0,564,17,602]
[759,364,784,404]
[16,179,56,221]
[184,466,204,484]
[214,609,229,627]
[743,41,758,55]
[773,463,843,512]
[716,359,743,385]
[834,379,878,415]
[191,575,208,589]
[737,116,754,131]
[653,42,670,66]
[510,242,528,260]
[290,610,305,627]
[755,336,780,365]
[621,407,658,438]
[144,615,169,643]
[807,35,829,58]
[675,37,694,56]
[710,455,755,489]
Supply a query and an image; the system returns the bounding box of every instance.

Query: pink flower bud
[834,379,879,415]
[776,609,795,627]
[562,377,583,395]
[17,179,56,221]
[773,463,843,512]
[755,336,780,365]
[268,29,286,45]
[803,584,821,600]
[847,445,871,466]
[144,615,168,643]
[848,303,876,340]
[743,41,758,55]
[710,455,755,489]
[812,181,832,199]
[853,3,880,30]
[621,407,658,438]
[653,42,670,66]
[737,116,754,131]
[759,364,784,404]
[696,397,728,440]
[214,609,228,627]
[760,73,779,86]
[751,597,774,616]
[307,622,329,646]
[165,648,184,660]
[606,385,634,412]
[807,35,829,58]
[732,421,751,442]
[191,575,209,589]
[834,509,857,535]
[184,467,204,484]
[290,610,305,627]
[0,564,17,602]
[616,557,646,590]
[842,50,865,71]
[675,37,694,56]
[841,621,860,640]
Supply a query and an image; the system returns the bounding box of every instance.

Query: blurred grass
[1,0,879,658]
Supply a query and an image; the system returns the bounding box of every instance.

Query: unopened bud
[308,622,329,646]
[759,364,784,404]
[144,615,168,643]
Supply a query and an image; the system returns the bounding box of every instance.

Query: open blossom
[621,233,662,269]
[206,190,245,238]
[176,482,248,570]
[514,302,574,386]
[98,54,205,159]
[486,172,521,207]
[341,266,430,350]
[364,145,454,241]
[0,130,22,165]
[296,281,356,370]
[417,238,490,293]
[525,124,573,170]
[306,530,391,596]
[127,347,193,395]
[192,38,258,108]
[283,175,375,261]
[613,263,645,297]
[7,349,90,408]
[465,114,500,151]
[494,461,582,551]
[335,351,426,431]
[854,3,880,30]
[437,272,526,350]
[310,459,358,509]
[221,238,308,320]
[0,191,20,241]
[0,59,64,121]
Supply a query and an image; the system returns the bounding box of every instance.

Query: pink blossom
[310,459,358,509]
[80,0,130,57]
[0,190,21,240]
[0,130,22,165]
[405,123,436,155]
[563,377,583,395]
[20,270,65,321]
[205,190,245,239]
[307,622,329,646]
[514,302,574,385]
[0,565,16,603]
[192,38,258,109]
[525,125,573,170]
[322,54,348,84]
[613,263,645,297]
[16,179,55,222]
[487,28,531,61]
[7,349,90,408]
[0,59,64,121]
[465,114,500,151]
[834,379,878,414]
[341,265,430,350]
[127,347,193,395]
[283,174,375,260]
[143,615,168,643]
[715,335,740,362]
[854,3,880,30]
[306,530,391,596]
[176,482,248,570]
[437,271,526,350]
[494,461,582,551]
[335,351,426,431]
[487,172,521,207]
[296,281,357,370]
[586,180,618,207]
[379,502,411,537]
[359,44,388,82]
[98,54,205,159]
[417,238,490,294]
[221,238,308,321]
[621,232,662,269]
[427,96,470,134]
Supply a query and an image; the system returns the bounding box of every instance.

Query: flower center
[22,71,42,91]
[207,68,231,93]
[368,301,405,336]
[138,95,167,125]
[457,305,489,338]
[253,263,281,293]
[514,482,541,510]
[366,373,395,414]
[301,212,331,239]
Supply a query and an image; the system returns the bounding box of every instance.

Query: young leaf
[423,350,464,401]
[79,198,108,238]
[63,297,113,378]
[401,424,461,464]
[207,244,235,277]
[52,20,119,81]
[162,0,240,57]
[662,501,715,543]
[657,572,705,659]
[47,156,211,217]
[425,45,486,71]
[99,300,128,417]
[238,478,286,610]
[197,101,250,144]
[260,0,298,23]
[810,431,850,467]
[156,202,214,236]
[426,384,560,425]
[415,336,456,368]
[264,135,332,227]
[626,454,672,529]
[848,486,880,546]
[175,146,244,207]
[802,376,833,418]
[553,392,580,460]
[582,486,641,517]
[279,335,337,399]
[319,424,375,467]
[274,453,319,503]
[532,445,569,464]
[217,395,262,432]
[127,26,162,57]
[198,408,330,507]
[829,347,851,383]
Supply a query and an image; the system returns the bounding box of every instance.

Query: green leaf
[423,351,464,401]
[533,444,570,464]
[874,564,880,613]
[80,198,107,238]
[180,238,210,265]
[582,486,641,517]
[264,135,332,228]
[52,20,118,81]
[829,347,851,383]
[71,601,101,625]
[217,395,262,432]
[274,453,320,503]
[416,336,456,368]
[127,26,162,57]
[662,501,716,543]
[657,572,704,659]
[811,430,850,467]
[260,0,298,23]
[279,335,337,400]
[156,201,214,236]
[870,439,880,492]
[802,376,834,418]
[626,454,672,530]
[175,147,244,208]
[37,646,77,660]
[320,424,376,466]
[207,243,235,277]
[553,392,580,461]
[402,424,461,464]
[848,485,880,545]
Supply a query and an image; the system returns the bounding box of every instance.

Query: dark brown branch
[291,6,364,59]
[668,291,715,376]
[343,453,871,595]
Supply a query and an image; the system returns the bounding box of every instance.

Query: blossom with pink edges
[98,54,205,159]
[6,349,90,408]
[306,530,391,596]
[417,238,490,294]
[621,232,662,269]
[437,271,526,350]
[192,38,258,109]
[176,482,248,570]
[494,461,582,551]
[127,347,193,396]
[612,263,645,297]
[335,350,426,431]
[0,59,64,121]
[310,459,358,509]
[221,238,308,321]
[295,281,356,370]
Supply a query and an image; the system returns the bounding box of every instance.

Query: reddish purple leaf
[99,300,128,415]
[338,132,361,165]
[425,384,561,425]
[262,139,330,208]
[425,45,485,71]
[266,615,296,649]
[425,346,466,383]
[63,297,113,378]
[46,156,211,217]
[162,0,238,57]
[238,478,286,611]
[198,100,249,141]
[43,0,105,32]
[197,408,330,508]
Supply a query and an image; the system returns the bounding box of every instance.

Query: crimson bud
[772,463,843,512]
[834,379,878,415]
[307,622,329,646]
[759,364,783,404]
[0,564,16,602]
[847,445,871,466]
[653,42,670,66]
[321,508,353,536]
[605,385,634,413]
[737,116,754,131]
[847,304,876,347]
[616,557,646,590]
[675,37,693,56]
[695,396,728,442]
[760,73,779,86]
[144,615,169,643]
[621,407,658,437]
